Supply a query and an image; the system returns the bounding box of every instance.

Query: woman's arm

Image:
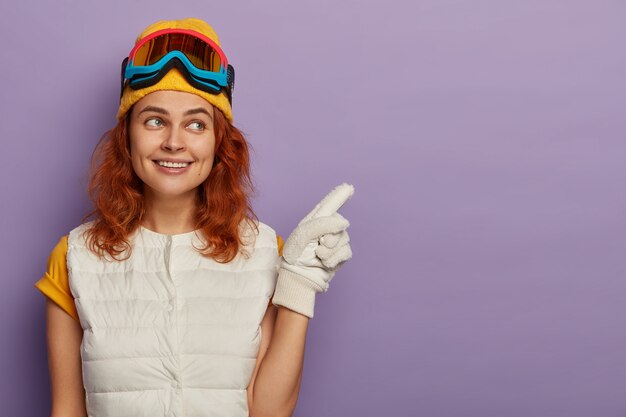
[247,185,354,416]
[247,305,308,417]
[45,299,87,417]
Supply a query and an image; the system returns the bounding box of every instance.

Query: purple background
[2,0,626,416]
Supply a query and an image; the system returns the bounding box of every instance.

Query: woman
[35,18,353,417]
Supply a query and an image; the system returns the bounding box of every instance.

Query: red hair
[84,106,258,263]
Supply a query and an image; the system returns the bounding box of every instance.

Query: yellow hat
[117,18,233,122]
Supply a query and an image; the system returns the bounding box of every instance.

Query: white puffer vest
[67,221,280,417]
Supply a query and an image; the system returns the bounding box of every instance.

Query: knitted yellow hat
[117,18,233,122]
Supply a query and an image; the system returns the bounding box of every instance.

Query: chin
[144,184,202,200]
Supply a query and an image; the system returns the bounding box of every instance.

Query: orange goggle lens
[131,32,225,73]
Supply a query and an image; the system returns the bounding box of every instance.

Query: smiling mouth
[153,160,193,168]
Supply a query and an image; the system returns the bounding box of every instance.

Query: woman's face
[129,90,216,202]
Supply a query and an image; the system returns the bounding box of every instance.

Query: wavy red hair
[83,106,258,263]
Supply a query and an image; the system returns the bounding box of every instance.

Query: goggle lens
[132,32,224,72]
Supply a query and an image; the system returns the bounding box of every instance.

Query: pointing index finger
[312,183,355,218]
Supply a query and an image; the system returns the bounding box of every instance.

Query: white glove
[271,183,354,318]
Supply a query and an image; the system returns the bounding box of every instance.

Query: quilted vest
[67,221,280,417]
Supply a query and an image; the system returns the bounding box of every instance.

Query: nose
[162,127,186,152]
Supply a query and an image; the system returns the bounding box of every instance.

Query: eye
[188,121,205,131]
[145,118,163,128]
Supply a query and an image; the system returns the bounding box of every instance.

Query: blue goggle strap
[120,55,235,104]
[124,50,229,87]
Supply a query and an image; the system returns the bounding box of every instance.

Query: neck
[142,189,198,235]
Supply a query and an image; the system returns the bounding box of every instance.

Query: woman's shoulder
[65,221,97,247]
[50,234,69,258]
[259,222,284,257]
[244,220,283,257]
[34,234,80,321]
[68,220,95,235]
[256,220,278,236]
[47,234,70,277]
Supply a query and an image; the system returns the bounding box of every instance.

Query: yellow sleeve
[276,235,284,257]
[34,236,79,321]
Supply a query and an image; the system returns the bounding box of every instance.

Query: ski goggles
[120,28,235,103]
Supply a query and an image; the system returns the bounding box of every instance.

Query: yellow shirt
[35,233,285,322]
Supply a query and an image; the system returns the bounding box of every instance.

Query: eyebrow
[184,107,213,119]
[137,106,213,119]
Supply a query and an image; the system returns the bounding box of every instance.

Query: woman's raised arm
[248,184,355,416]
